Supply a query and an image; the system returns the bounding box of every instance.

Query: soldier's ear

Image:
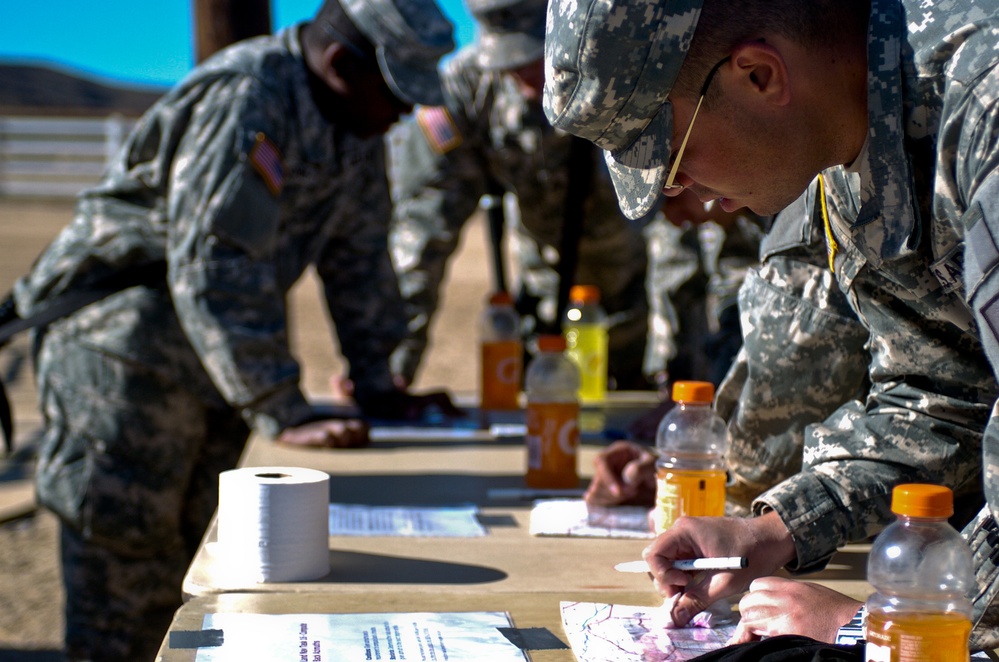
[318,42,353,96]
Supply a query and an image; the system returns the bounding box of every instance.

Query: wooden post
[193,0,273,62]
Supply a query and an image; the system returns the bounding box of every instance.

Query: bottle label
[565,326,607,402]
[864,611,971,662]
[481,340,522,410]
[525,401,579,488]
[652,468,726,534]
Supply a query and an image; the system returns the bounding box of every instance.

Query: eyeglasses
[663,55,732,192]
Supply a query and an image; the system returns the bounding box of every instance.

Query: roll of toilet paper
[217,466,330,583]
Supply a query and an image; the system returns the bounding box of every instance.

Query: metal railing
[0,115,133,199]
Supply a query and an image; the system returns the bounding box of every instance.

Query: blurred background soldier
[388,0,655,392]
[386,0,764,397]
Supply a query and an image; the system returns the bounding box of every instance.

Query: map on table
[560,601,737,661]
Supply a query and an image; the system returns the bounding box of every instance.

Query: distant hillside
[0,63,166,117]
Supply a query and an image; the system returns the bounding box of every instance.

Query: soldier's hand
[586,440,657,506]
[728,577,861,644]
[277,418,371,449]
[643,511,797,627]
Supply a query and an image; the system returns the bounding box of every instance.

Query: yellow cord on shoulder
[818,174,837,273]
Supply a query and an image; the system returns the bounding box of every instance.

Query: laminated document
[192,611,527,661]
[329,504,487,537]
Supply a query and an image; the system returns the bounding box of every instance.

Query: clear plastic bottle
[563,284,608,402]
[652,381,728,534]
[524,334,581,489]
[479,291,523,411]
[865,484,973,662]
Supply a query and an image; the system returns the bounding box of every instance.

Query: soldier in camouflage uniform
[545,0,999,647]
[386,0,763,391]
[8,1,453,659]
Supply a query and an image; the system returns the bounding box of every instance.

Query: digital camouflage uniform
[387,0,762,389]
[388,48,657,388]
[12,9,452,659]
[648,214,765,388]
[544,0,999,647]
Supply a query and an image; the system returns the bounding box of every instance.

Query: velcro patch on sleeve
[249,132,285,196]
[416,106,463,155]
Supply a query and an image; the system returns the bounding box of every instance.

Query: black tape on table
[169,629,224,649]
[497,626,569,650]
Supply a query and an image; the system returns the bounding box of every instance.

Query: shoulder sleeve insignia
[416,106,463,155]
[249,132,285,196]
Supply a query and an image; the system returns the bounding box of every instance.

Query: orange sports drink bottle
[651,381,728,534]
[864,484,973,662]
[479,291,522,410]
[524,334,580,489]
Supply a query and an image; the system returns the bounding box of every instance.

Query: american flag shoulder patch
[249,132,284,196]
[416,106,462,154]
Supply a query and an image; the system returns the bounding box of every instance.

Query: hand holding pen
[642,512,797,627]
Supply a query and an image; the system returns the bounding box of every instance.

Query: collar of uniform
[282,24,337,165]
[844,0,920,268]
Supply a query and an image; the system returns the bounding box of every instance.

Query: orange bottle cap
[489,291,513,306]
[536,334,567,352]
[569,284,600,304]
[891,483,953,518]
[671,381,715,404]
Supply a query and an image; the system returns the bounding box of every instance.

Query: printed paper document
[329,504,487,537]
[194,611,527,661]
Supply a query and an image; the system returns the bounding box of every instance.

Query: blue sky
[0,0,475,89]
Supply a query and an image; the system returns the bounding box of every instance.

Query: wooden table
[177,392,874,662]
[183,396,663,600]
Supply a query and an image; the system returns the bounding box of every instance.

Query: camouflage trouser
[35,330,248,661]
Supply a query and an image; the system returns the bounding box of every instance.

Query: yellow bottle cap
[671,381,715,404]
[891,484,953,518]
[569,284,600,304]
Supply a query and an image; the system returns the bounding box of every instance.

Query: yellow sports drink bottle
[563,284,607,402]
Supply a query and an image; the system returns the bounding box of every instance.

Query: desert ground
[0,199,495,660]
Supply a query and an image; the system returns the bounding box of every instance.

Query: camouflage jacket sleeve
[952,66,999,649]
[315,142,402,404]
[755,181,994,574]
[716,194,869,511]
[166,74,312,438]
[388,53,494,382]
[760,52,999,576]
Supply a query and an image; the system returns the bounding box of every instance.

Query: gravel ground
[0,199,493,660]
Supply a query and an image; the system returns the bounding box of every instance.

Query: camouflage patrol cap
[543,0,702,220]
[467,0,547,71]
[341,0,455,106]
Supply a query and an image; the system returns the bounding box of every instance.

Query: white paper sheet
[194,612,527,661]
[529,499,655,539]
[560,601,737,662]
[328,504,487,537]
